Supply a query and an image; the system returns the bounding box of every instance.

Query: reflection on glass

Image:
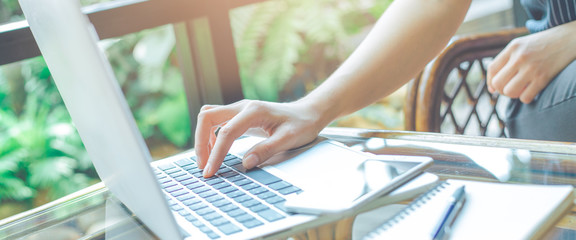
[362,138,532,182]
[103,197,156,240]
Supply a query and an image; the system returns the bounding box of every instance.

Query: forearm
[301,0,471,126]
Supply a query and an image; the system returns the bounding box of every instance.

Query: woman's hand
[487,22,576,104]
[195,99,327,177]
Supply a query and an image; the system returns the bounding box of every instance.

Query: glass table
[1,127,575,239]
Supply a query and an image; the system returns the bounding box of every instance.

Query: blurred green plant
[102,25,191,148]
[232,0,393,102]
[0,58,95,208]
[0,13,189,215]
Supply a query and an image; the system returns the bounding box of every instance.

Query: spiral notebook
[364,180,575,240]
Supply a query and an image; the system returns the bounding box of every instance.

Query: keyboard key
[256,191,276,200]
[278,186,301,195]
[154,173,168,180]
[206,231,220,240]
[265,196,285,205]
[172,204,184,211]
[219,186,237,194]
[183,198,202,206]
[227,209,246,218]
[243,219,263,229]
[161,181,177,189]
[167,199,177,206]
[164,185,183,193]
[245,168,282,185]
[213,199,232,208]
[158,163,175,171]
[206,178,225,185]
[199,176,219,182]
[249,204,269,213]
[178,209,190,216]
[232,194,252,203]
[188,168,203,174]
[274,202,288,213]
[170,189,188,197]
[204,212,223,221]
[226,175,245,182]
[210,217,230,227]
[233,178,252,186]
[181,178,198,186]
[216,167,233,175]
[190,219,204,228]
[249,187,268,195]
[199,190,218,199]
[226,191,245,199]
[217,223,242,235]
[175,158,194,167]
[240,183,260,191]
[189,203,208,211]
[220,171,238,178]
[206,194,224,203]
[224,158,242,166]
[177,193,194,202]
[196,207,215,216]
[186,182,204,190]
[192,186,211,194]
[219,204,239,213]
[234,214,255,223]
[257,209,285,222]
[241,199,260,208]
[269,181,291,191]
[174,174,193,182]
[231,163,246,172]
[199,225,212,234]
[212,182,232,190]
[169,171,187,179]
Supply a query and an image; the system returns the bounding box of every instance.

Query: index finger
[194,105,239,169]
[202,107,263,177]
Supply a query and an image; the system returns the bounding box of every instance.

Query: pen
[431,185,466,240]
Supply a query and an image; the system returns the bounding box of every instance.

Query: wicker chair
[404,28,529,137]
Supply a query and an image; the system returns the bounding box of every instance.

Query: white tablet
[283,154,433,215]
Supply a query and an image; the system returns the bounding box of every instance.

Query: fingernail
[243,154,259,169]
[203,164,212,177]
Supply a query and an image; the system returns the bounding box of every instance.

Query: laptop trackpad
[230,136,367,203]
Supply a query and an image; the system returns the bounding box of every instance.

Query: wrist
[293,93,341,131]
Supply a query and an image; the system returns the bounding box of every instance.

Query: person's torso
[521,0,576,32]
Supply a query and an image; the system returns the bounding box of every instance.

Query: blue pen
[431,185,466,240]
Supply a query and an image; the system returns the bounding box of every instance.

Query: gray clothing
[521,0,576,33]
[505,60,576,142]
[504,1,576,142]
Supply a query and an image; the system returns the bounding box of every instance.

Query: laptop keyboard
[154,154,302,239]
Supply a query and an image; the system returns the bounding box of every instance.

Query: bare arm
[197,0,471,177]
[304,0,471,122]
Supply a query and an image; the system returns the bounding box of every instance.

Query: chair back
[404,28,528,137]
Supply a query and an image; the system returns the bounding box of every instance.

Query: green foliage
[0,57,93,204]
[232,0,393,102]
[102,25,191,148]
[0,20,189,208]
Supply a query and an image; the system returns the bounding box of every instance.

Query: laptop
[19,0,432,239]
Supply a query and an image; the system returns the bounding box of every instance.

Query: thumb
[242,139,282,169]
[242,131,310,169]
